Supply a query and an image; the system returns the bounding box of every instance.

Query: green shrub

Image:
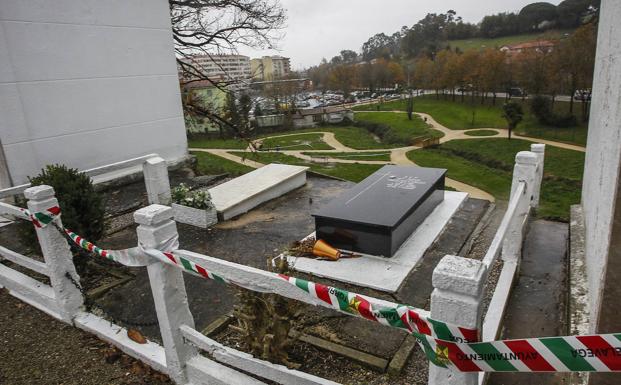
[352,120,412,146]
[530,95,578,128]
[19,165,106,271]
[29,164,106,240]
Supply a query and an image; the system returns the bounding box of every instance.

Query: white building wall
[0,0,188,185]
[581,0,621,331]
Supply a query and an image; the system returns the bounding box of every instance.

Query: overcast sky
[237,0,563,69]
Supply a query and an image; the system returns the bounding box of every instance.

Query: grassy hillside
[354,95,588,146]
[447,29,572,51]
[408,138,584,221]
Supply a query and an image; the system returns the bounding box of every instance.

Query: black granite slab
[312,165,446,257]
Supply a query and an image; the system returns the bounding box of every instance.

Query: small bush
[19,164,106,271]
[30,165,105,240]
[530,95,578,128]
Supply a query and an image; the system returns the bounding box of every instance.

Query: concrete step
[209,163,308,220]
[488,220,569,385]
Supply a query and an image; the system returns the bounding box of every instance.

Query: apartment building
[179,54,251,82]
[250,56,291,81]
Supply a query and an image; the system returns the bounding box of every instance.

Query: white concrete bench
[209,163,308,220]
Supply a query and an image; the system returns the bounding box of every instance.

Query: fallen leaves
[127,329,147,344]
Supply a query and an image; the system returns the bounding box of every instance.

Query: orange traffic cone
[312,239,341,261]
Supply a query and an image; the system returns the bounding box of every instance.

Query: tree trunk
[508,125,513,140]
[492,93,497,106]
[461,91,465,103]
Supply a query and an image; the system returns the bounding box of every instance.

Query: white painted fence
[428,144,546,385]
[0,146,545,385]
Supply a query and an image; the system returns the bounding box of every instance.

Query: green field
[232,152,383,182]
[192,151,254,177]
[408,138,584,221]
[301,151,392,162]
[464,129,499,137]
[447,30,571,52]
[354,95,588,146]
[261,126,397,150]
[188,136,249,150]
[354,112,444,142]
[260,133,333,150]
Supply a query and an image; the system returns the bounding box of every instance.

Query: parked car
[508,87,527,97]
[574,90,592,101]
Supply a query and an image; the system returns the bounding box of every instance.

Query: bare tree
[171,0,286,140]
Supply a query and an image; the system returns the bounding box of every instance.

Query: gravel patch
[0,289,173,385]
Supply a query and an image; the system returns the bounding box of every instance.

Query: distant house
[293,107,354,129]
[181,80,227,134]
[255,106,354,129]
[500,40,556,56]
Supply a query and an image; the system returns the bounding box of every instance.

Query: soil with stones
[0,288,173,385]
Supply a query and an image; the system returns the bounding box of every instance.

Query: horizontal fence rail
[0,153,158,198]
[0,202,30,220]
[180,325,339,385]
[481,181,526,269]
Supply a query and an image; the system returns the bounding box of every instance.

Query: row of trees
[309,59,405,97]
[481,0,599,39]
[412,23,596,120]
[348,1,600,62]
[310,23,597,121]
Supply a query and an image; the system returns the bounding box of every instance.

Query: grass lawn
[191,151,254,177]
[301,151,392,162]
[188,136,249,150]
[407,138,584,221]
[464,130,499,137]
[410,150,512,198]
[447,29,571,52]
[354,112,444,141]
[259,126,394,150]
[232,151,383,182]
[260,133,333,150]
[354,95,588,146]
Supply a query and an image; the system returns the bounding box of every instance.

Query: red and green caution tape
[414,331,621,372]
[24,208,621,373]
[278,274,477,343]
[26,206,61,228]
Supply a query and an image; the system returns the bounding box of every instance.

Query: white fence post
[501,151,538,262]
[25,185,83,323]
[134,204,196,384]
[428,255,486,385]
[143,157,172,205]
[530,144,545,209]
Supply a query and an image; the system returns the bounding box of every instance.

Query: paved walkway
[191,110,585,203]
[357,110,586,152]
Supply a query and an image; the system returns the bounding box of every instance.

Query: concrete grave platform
[209,163,308,220]
[285,191,468,292]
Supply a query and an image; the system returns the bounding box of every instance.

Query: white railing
[0,155,173,375]
[428,144,546,385]
[0,153,159,199]
[0,145,547,385]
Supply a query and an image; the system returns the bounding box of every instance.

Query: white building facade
[179,54,251,83]
[0,0,188,186]
[250,56,291,81]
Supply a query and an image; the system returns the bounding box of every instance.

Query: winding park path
[190,112,586,202]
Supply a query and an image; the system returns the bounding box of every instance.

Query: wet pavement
[489,220,569,385]
[95,174,490,359]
